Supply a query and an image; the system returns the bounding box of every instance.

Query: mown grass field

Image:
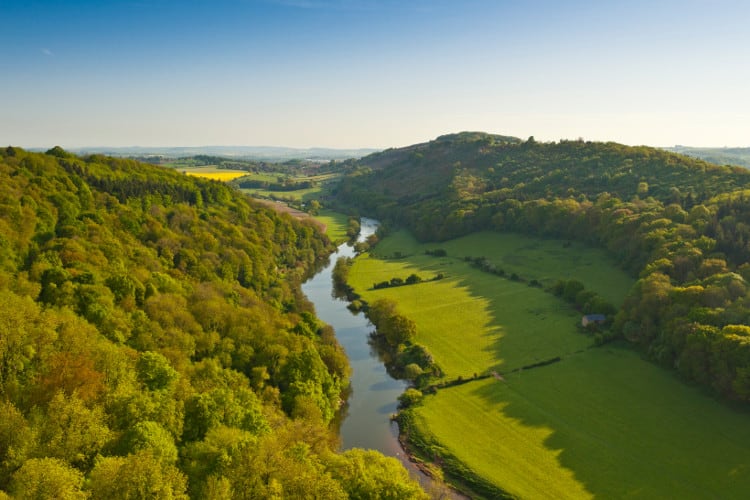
[349,229,632,377]
[241,186,321,202]
[413,347,750,499]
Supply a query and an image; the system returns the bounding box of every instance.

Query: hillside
[666,146,750,169]
[334,132,750,404]
[338,133,750,242]
[0,147,426,498]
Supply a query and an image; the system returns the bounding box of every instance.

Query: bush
[398,388,424,408]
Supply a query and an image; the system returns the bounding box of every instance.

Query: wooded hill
[334,132,750,403]
[0,147,426,498]
[666,145,750,169]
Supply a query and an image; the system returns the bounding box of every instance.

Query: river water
[302,218,466,499]
[302,218,409,454]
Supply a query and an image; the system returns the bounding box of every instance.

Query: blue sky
[1,0,748,148]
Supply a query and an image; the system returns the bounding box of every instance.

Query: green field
[413,348,750,498]
[312,209,350,244]
[241,186,321,202]
[349,229,750,498]
[372,230,634,306]
[349,230,634,377]
[240,172,341,202]
[350,253,590,377]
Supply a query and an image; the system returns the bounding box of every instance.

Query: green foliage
[368,298,417,347]
[87,451,188,499]
[136,351,178,391]
[0,148,420,498]
[328,449,430,499]
[10,458,86,500]
[38,391,112,470]
[0,402,34,486]
[331,256,352,298]
[398,388,424,407]
[122,420,179,464]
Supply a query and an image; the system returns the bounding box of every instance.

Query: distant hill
[48,145,380,161]
[336,132,750,236]
[665,146,750,168]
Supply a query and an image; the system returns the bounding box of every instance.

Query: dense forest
[0,147,426,498]
[334,132,750,403]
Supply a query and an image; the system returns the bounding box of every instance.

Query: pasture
[313,209,350,244]
[371,230,634,306]
[349,229,750,498]
[349,229,634,377]
[412,347,750,499]
[349,244,592,378]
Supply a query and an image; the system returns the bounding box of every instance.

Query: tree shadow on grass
[449,263,592,377]
[461,347,750,498]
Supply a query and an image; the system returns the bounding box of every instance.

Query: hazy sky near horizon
[1,0,748,149]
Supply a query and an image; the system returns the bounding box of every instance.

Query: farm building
[581,314,606,327]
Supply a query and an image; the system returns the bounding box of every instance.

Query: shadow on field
[448,264,591,376]
[464,347,750,498]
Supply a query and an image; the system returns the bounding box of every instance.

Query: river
[302,218,463,498]
[302,218,408,453]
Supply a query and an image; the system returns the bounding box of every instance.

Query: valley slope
[0,147,426,499]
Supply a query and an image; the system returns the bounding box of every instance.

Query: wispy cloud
[41,48,54,57]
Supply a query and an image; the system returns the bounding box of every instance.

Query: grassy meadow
[413,347,750,498]
[349,229,750,498]
[372,230,634,306]
[349,252,590,377]
[312,209,350,244]
[349,230,635,376]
